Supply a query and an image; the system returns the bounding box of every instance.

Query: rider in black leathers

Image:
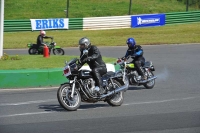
[36,30,53,50]
[78,37,107,94]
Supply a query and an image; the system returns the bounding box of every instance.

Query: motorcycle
[115,56,157,89]
[57,50,129,111]
[27,38,65,55]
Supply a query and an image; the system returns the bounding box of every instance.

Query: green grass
[5,0,199,19]
[0,55,116,70]
[3,23,200,49]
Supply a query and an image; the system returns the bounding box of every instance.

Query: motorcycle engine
[83,78,96,95]
[129,71,140,84]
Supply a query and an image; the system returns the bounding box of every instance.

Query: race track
[1,44,200,133]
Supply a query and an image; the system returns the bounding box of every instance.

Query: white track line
[123,96,198,106]
[0,111,54,118]
[0,96,199,118]
[0,87,58,92]
[0,99,57,106]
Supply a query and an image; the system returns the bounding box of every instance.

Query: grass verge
[3,23,200,49]
[0,55,116,70]
[5,0,199,19]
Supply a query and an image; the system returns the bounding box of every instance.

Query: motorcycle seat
[144,61,153,68]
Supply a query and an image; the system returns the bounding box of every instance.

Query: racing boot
[94,86,103,96]
[139,67,147,81]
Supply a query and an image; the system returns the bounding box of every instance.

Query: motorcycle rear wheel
[143,71,155,89]
[28,48,38,55]
[107,80,124,106]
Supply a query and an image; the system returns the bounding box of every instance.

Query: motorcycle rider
[123,37,147,80]
[36,30,53,50]
[78,37,107,94]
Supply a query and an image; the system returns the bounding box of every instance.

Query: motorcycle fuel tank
[79,70,93,79]
[126,63,135,68]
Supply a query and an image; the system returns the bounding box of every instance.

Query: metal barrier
[3,11,200,32]
[4,18,83,32]
[166,11,200,24]
[83,15,131,30]
[69,18,83,30]
[4,19,31,32]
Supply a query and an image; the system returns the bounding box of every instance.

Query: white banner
[30,18,69,31]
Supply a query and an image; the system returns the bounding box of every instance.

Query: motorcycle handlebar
[121,55,135,60]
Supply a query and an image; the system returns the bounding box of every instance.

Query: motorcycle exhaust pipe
[100,82,129,99]
[138,76,157,84]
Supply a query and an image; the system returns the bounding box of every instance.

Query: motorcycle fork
[123,62,127,82]
[70,76,77,98]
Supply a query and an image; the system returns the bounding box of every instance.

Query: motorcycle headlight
[54,43,56,46]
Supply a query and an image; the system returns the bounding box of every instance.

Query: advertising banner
[131,14,165,28]
[30,18,69,30]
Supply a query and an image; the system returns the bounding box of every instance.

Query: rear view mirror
[83,49,88,55]
[65,60,68,65]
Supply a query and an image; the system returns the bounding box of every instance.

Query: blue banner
[131,14,165,28]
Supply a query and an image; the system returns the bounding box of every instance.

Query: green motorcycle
[27,38,65,55]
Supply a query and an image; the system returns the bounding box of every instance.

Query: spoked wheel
[143,70,155,89]
[57,84,81,111]
[107,80,124,106]
[53,48,65,55]
[28,48,38,55]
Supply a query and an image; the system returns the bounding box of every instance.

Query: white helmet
[40,30,46,36]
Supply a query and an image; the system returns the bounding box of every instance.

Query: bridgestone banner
[30,18,69,31]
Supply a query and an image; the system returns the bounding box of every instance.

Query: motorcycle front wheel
[57,84,81,111]
[53,48,65,55]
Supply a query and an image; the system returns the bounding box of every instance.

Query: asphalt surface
[1,44,200,133]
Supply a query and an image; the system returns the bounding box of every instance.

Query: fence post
[0,0,4,57]
[186,0,189,12]
[129,0,132,15]
[66,0,69,18]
